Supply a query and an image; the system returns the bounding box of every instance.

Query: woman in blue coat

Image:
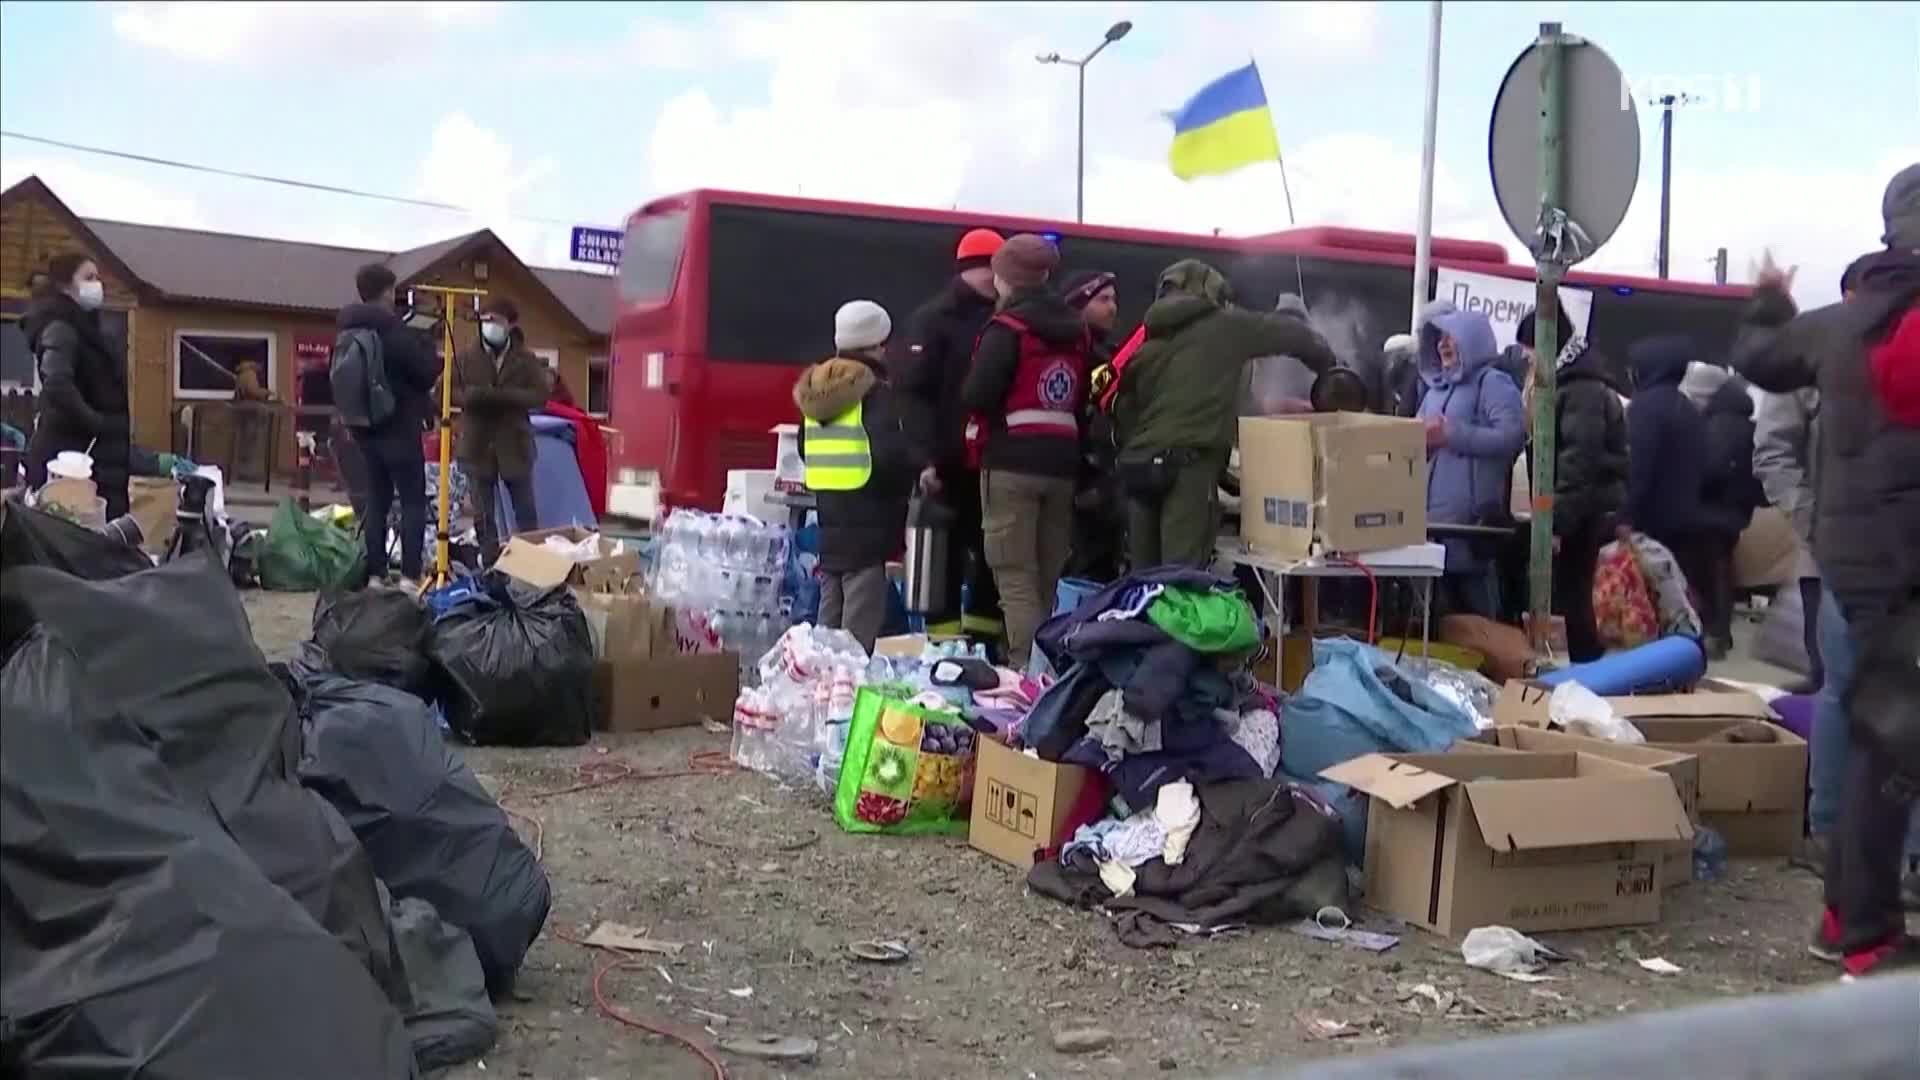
[1417,308,1527,617]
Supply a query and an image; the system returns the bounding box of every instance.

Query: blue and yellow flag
[1167,63,1281,181]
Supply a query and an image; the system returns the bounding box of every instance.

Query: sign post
[569,226,625,268]
[1488,23,1639,656]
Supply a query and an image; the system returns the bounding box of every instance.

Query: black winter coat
[336,301,438,435]
[794,354,926,573]
[1700,378,1764,539]
[25,294,129,497]
[890,277,998,469]
[961,287,1090,479]
[1552,353,1629,536]
[1734,250,1920,634]
[1625,336,1712,545]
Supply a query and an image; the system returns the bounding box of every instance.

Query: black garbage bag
[289,667,552,996]
[0,497,150,580]
[390,896,498,1072]
[309,586,433,697]
[0,556,408,1008]
[0,629,417,1080]
[426,570,595,746]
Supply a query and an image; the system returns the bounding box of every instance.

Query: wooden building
[2,175,614,481]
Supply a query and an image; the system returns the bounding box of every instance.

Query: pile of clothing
[1016,568,1348,946]
[1026,568,1283,808]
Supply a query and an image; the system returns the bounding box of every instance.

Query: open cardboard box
[1322,749,1693,935]
[969,738,1105,870]
[496,526,642,590]
[1459,726,1701,889]
[573,579,739,734]
[1493,682,1805,857]
[1238,413,1427,559]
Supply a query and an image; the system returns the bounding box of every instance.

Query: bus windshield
[619,210,690,306]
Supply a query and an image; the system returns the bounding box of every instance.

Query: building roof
[85,218,380,314]
[2,177,616,335]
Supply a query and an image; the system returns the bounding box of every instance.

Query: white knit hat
[1383,333,1417,355]
[834,299,891,352]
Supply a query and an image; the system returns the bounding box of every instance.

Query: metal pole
[1528,22,1566,654]
[1076,63,1087,223]
[1411,0,1443,331]
[1658,95,1673,279]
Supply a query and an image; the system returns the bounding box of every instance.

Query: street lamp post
[1038,20,1132,224]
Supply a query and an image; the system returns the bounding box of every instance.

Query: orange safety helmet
[955,228,1004,264]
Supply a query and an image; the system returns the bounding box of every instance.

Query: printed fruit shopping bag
[1592,537,1660,649]
[833,687,978,836]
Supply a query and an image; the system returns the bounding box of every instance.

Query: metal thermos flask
[902,496,954,616]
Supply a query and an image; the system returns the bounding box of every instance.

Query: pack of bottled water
[732,624,870,791]
[650,508,793,682]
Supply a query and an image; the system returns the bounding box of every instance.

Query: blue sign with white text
[570,226,625,267]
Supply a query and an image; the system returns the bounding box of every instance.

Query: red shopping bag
[1593,538,1660,649]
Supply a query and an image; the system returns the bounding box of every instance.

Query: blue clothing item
[1811,588,1854,836]
[1809,588,1920,856]
[1625,336,1713,543]
[1278,638,1481,781]
[1036,565,1235,667]
[1067,739,1264,811]
[1417,309,1526,570]
[491,414,596,535]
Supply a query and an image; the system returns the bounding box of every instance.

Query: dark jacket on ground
[336,301,438,436]
[793,353,925,573]
[960,286,1089,479]
[1113,266,1335,455]
[1027,777,1347,949]
[24,293,129,494]
[1625,336,1712,544]
[452,328,550,479]
[891,277,998,469]
[1700,374,1765,538]
[1733,250,1920,633]
[1553,346,1630,536]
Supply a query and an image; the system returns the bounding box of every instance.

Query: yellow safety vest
[803,403,872,491]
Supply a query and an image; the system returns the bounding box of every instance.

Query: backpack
[1868,302,1920,428]
[330,327,394,430]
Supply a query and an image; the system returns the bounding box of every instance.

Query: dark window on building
[587,355,610,417]
[175,330,273,398]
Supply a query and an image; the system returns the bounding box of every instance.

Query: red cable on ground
[554,926,731,1080]
[495,750,740,1077]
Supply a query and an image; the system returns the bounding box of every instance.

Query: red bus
[605,189,1751,518]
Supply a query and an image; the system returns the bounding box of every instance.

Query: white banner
[1432,267,1593,353]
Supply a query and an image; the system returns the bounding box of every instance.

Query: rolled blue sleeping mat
[1534,634,1707,695]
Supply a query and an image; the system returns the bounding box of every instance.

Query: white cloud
[0,155,206,229]
[112,1,502,63]
[411,113,572,267]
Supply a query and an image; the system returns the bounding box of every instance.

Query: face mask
[481,322,508,347]
[75,280,105,310]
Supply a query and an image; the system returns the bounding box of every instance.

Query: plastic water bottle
[1693,825,1728,882]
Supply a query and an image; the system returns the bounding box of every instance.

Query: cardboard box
[1463,726,1701,889]
[1238,413,1426,559]
[1322,750,1693,935]
[1630,715,1806,859]
[496,527,641,590]
[601,651,740,733]
[1490,683,1803,857]
[969,738,1101,870]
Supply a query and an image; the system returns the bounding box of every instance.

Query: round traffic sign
[1489,32,1640,264]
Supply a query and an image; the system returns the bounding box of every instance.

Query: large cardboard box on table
[1322,750,1693,935]
[1238,414,1426,559]
[1495,682,1805,857]
[969,738,1103,870]
[1461,725,1702,889]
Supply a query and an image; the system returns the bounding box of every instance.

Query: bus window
[620,210,690,305]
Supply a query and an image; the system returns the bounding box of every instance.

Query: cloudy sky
[1,1,1914,307]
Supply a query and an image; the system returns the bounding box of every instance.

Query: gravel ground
[242,588,1880,1080]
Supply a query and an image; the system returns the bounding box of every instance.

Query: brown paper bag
[127,477,178,553]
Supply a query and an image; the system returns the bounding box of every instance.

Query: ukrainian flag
[1167,63,1281,181]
